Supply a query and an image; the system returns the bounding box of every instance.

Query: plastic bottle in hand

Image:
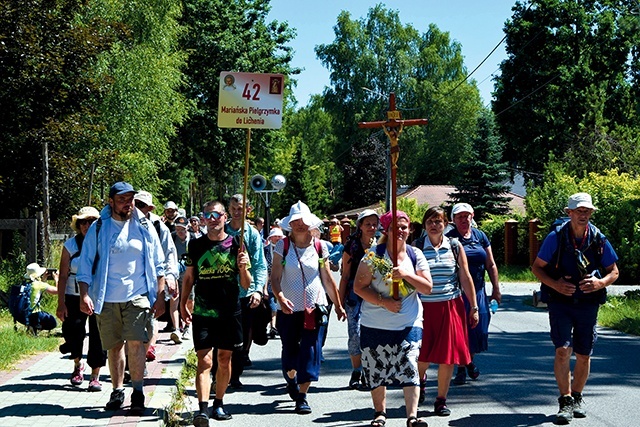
[490,299,499,314]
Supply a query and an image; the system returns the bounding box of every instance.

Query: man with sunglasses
[180,201,251,424]
[532,193,619,425]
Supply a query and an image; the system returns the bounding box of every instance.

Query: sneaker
[418,379,427,404]
[182,325,191,341]
[160,325,176,333]
[229,378,243,389]
[556,395,574,425]
[88,378,102,392]
[467,363,480,380]
[70,362,85,386]
[193,411,209,427]
[211,405,232,420]
[130,389,145,414]
[295,396,312,414]
[105,388,125,410]
[571,392,587,418]
[434,397,451,416]
[170,331,182,344]
[123,371,131,384]
[146,345,156,362]
[453,368,466,385]
[349,370,361,389]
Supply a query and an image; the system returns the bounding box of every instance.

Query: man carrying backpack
[532,193,619,425]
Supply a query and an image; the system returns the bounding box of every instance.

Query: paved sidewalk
[1,282,639,427]
[0,328,188,426]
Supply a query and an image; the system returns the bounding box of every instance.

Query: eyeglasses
[425,219,444,226]
[203,210,224,220]
[76,218,96,226]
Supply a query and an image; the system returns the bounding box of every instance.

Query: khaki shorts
[96,294,151,350]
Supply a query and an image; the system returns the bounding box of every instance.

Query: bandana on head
[380,210,410,231]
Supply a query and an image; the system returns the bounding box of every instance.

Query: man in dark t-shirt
[180,201,251,425]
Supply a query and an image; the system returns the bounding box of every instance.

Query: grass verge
[0,309,61,370]
[498,264,537,282]
[598,289,640,335]
[164,349,197,426]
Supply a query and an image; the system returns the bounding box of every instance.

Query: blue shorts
[548,301,599,356]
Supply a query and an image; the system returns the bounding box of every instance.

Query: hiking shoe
[571,392,586,418]
[160,325,176,333]
[434,397,451,416]
[170,331,182,344]
[182,325,191,340]
[556,395,574,424]
[123,371,131,384]
[193,411,209,427]
[88,378,102,392]
[70,362,85,386]
[418,379,427,404]
[105,388,125,410]
[349,370,361,389]
[211,405,232,420]
[229,378,243,389]
[130,389,145,414]
[453,368,466,385]
[295,396,312,414]
[146,345,156,362]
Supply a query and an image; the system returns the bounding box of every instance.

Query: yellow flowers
[362,247,393,287]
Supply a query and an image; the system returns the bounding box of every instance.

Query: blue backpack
[8,281,57,334]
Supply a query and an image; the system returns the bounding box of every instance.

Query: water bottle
[490,299,499,314]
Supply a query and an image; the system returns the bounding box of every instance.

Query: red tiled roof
[333,185,525,219]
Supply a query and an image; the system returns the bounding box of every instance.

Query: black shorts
[192,314,243,352]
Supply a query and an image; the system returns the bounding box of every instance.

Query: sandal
[407,415,428,427]
[371,410,387,426]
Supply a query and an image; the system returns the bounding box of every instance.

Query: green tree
[493,0,640,179]
[450,108,511,220]
[315,4,482,209]
[174,0,298,205]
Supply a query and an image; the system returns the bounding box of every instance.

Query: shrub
[527,162,640,285]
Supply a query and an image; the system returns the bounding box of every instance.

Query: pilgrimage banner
[218,72,284,129]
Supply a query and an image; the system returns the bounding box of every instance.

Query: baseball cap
[133,190,155,208]
[164,201,178,211]
[109,181,136,199]
[451,203,474,219]
[174,216,188,228]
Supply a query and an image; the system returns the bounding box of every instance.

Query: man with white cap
[163,201,179,233]
[532,192,619,424]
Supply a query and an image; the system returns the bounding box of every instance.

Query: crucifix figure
[358,92,428,299]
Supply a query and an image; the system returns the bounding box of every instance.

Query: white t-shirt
[360,245,429,331]
[274,238,329,312]
[105,218,146,302]
[63,236,81,295]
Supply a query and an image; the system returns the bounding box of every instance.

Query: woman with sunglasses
[56,206,106,391]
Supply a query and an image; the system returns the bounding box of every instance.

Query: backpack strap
[69,234,84,263]
[281,236,290,265]
[92,218,103,275]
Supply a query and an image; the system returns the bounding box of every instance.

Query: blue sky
[267,0,518,106]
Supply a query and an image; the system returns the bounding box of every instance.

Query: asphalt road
[179,282,640,427]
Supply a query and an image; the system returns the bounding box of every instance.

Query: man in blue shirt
[77,182,166,414]
[532,193,619,425]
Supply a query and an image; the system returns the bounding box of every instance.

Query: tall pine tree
[450,109,511,220]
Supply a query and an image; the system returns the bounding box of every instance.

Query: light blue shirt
[225,222,268,297]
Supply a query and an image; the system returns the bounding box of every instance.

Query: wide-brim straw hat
[70,206,100,232]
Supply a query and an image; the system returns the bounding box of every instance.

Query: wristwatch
[471,306,479,312]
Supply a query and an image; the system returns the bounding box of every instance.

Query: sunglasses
[203,210,224,220]
[76,218,96,227]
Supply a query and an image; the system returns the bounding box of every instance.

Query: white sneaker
[182,326,191,341]
[170,331,182,344]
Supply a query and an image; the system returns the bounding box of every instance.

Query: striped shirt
[418,236,461,302]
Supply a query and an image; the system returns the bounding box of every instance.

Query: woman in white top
[270,201,346,415]
[56,206,106,392]
[354,210,433,427]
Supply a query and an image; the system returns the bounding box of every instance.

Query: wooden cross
[358,92,428,299]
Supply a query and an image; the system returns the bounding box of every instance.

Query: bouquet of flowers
[362,246,415,297]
